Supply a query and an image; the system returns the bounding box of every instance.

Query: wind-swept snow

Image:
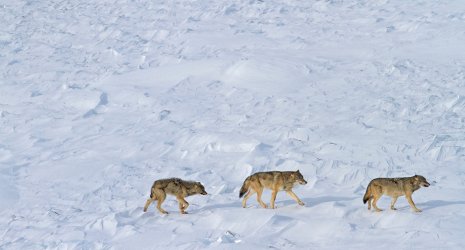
[1,0,465,249]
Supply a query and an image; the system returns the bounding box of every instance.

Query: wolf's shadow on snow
[201,195,357,211]
[146,198,465,214]
[286,195,357,207]
[413,200,465,211]
[202,200,243,210]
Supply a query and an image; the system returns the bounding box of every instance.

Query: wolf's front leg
[390,196,398,210]
[256,188,268,208]
[286,190,305,206]
[406,193,421,212]
[177,197,189,214]
[270,190,278,209]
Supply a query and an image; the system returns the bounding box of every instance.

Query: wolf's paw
[390,207,397,210]
[414,209,422,213]
[298,201,305,206]
[375,209,383,212]
[181,211,188,214]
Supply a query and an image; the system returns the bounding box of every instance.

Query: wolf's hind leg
[144,188,158,212]
[372,195,383,212]
[143,198,155,212]
[155,190,168,214]
[242,189,255,208]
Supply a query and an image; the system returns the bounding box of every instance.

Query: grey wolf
[363,175,430,212]
[239,170,307,209]
[143,178,207,214]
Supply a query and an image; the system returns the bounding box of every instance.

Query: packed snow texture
[1,0,465,249]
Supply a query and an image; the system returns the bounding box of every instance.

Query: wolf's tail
[150,187,156,199]
[239,177,251,198]
[363,182,372,204]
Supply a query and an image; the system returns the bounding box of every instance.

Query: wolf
[239,170,308,209]
[143,178,207,214]
[363,175,430,212]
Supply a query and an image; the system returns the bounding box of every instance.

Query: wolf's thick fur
[143,178,207,214]
[239,170,307,209]
[363,175,430,212]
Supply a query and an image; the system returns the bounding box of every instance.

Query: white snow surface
[1,0,465,249]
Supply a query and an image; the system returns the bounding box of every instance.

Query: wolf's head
[414,175,430,187]
[293,170,308,185]
[194,182,208,195]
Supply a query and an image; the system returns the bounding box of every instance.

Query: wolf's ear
[296,170,300,173]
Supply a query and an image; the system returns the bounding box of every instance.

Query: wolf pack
[143,170,430,215]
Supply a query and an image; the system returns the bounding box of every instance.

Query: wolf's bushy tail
[239,177,251,198]
[363,182,372,204]
[150,187,155,199]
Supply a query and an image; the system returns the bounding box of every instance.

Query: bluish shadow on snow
[199,196,358,211]
[279,196,357,208]
[394,199,465,212]
[201,201,243,211]
[415,200,465,211]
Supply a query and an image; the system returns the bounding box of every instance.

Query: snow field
[1,0,465,249]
